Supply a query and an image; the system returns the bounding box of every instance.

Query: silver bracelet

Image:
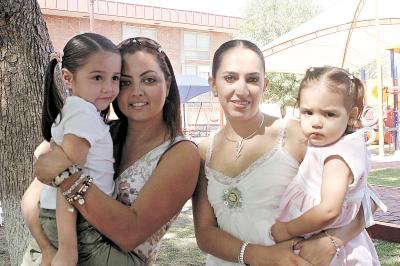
[238,241,249,265]
[62,173,86,196]
[323,231,340,256]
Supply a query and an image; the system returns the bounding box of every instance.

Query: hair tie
[50,50,63,64]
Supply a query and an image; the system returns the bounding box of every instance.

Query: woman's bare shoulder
[198,137,210,161]
[285,118,306,142]
[263,115,286,137]
[155,139,200,180]
[283,118,308,162]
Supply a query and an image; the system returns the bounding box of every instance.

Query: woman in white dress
[192,39,368,266]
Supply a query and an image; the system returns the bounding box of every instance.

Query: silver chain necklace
[225,114,265,159]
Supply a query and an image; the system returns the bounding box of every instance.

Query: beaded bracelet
[52,164,82,187]
[62,173,87,197]
[323,230,341,256]
[65,177,93,206]
[238,241,249,266]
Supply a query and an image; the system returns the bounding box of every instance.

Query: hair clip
[308,67,315,72]
[156,46,163,53]
[348,74,354,80]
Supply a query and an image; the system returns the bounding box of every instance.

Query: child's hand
[40,244,57,266]
[51,249,78,266]
[271,220,292,243]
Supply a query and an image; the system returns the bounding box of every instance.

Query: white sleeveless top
[204,119,299,265]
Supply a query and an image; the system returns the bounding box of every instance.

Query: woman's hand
[34,144,72,184]
[246,241,313,266]
[295,233,336,266]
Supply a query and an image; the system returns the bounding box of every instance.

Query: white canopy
[261,0,400,73]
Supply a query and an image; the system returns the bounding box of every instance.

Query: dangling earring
[213,91,218,97]
[66,87,72,97]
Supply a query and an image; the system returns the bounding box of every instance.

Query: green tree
[237,0,320,110]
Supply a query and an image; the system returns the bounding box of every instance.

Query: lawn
[156,203,205,266]
[374,239,400,266]
[369,168,400,187]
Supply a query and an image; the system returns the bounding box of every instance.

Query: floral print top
[115,136,186,265]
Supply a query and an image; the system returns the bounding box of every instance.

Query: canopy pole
[341,0,365,67]
[182,103,187,131]
[389,49,399,150]
[375,0,384,156]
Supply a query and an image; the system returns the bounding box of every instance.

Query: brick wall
[157,27,182,73]
[43,15,232,75]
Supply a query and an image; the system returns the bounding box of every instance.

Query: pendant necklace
[225,114,264,159]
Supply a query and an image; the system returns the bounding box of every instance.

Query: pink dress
[277,131,386,266]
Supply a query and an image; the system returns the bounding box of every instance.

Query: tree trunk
[0,0,53,264]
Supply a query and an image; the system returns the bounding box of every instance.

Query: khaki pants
[21,208,144,266]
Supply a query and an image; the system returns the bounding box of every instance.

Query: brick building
[38,0,240,136]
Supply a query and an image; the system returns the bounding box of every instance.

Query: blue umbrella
[176,74,210,103]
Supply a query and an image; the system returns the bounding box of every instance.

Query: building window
[183,32,210,61]
[123,25,157,40]
[182,65,210,80]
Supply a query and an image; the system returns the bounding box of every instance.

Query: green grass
[369,168,400,187]
[156,203,205,266]
[374,239,400,266]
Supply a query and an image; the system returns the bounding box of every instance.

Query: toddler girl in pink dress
[271,66,387,266]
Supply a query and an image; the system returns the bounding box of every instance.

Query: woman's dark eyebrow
[121,70,156,78]
[140,70,157,77]
[221,71,261,75]
[221,71,237,75]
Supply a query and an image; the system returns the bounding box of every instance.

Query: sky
[124,0,338,17]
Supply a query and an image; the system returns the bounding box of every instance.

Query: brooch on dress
[222,187,243,209]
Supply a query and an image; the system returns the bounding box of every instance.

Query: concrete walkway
[370,153,400,225]
[372,185,400,225]
[367,153,400,242]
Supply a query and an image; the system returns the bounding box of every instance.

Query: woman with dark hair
[21,37,200,265]
[192,39,370,266]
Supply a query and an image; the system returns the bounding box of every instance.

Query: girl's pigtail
[345,76,365,133]
[42,58,64,141]
[352,77,365,122]
[353,78,365,121]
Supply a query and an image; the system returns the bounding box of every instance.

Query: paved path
[371,185,400,225]
[370,157,400,225]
